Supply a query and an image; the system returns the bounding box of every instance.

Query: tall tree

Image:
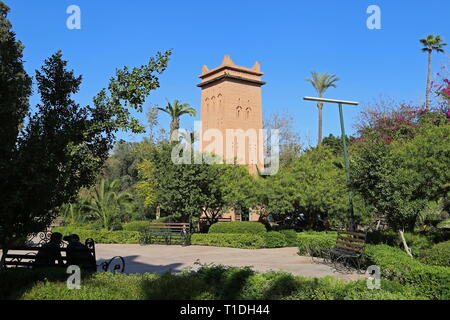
[420,35,447,109]
[0,3,171,255]
[305,72,340,145]
[157,99,196,139]
[0,1,32,185]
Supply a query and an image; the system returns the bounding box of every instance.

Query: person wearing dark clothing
[64,234,96,271]
[34,232,64,268]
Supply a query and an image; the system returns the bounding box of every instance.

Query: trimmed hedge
[297,232,337,256]
[191,233,265,249]
[122,221,149,232]
[53,227,140,244]
[262,232,287,248]
[1,265,428,300]
[418,240,450,267]
[280,230,298,247]
[208,222,267,235]
[364,244,450,300]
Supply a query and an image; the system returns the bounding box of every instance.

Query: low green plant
[122,220,149,232]
[2,265,429,300]
[279,230,298,247]
[208,222,267,235]
[191,233,265,249]
[297,232,336,256]
[364,244,450,299]
[418,240,450,267]
[262,232,287,248]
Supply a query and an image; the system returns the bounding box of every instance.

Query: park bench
[1,237,125,272]
[327,230,366,272]
[141,222,191,246]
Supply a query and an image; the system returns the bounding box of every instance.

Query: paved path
[95,245,365,281]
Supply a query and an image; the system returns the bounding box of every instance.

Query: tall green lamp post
[303,96,359,231]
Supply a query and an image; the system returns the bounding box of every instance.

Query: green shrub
[297,232,336,256]
[364,244,450,299]
[122,220,149,232]
[366,230,433,256]
[0,265,433,300]
[262,232,287,248]
[191,233,265,249]
[279,230,298,247]
[419,240,450,267]
[53,227,140,244]
[208,222,267,235]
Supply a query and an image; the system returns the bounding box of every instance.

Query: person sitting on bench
[64,234,96,271]
[34,232,64,268]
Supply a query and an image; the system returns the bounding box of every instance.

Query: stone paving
[94,244,365,281]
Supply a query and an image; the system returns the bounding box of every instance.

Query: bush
[366,230,434,255]
[191,233,265,249]
[208,222,267,235]
[3,265,428,300]
[297,232,336,256]
[53,227,140,244]
[122,220,149,232]
[279,230,298,247]
[364,244,450,299]
[262,232,287,248]
[419,240,450,267]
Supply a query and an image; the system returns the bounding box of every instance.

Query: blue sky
[7,0,450,146]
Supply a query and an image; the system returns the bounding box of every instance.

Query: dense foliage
[0,265,428,300]
[208,222,267,234]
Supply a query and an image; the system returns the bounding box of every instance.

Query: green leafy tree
[305,71,340,145]
[0,4,171,256]
[157,99,196,139]
[135,159,157,208]
[420,35,447,109]
[351,122,450,257]
[265,146,357,229]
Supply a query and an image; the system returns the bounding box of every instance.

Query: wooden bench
[141,222,191,246]
[1,238,125,272]
[328,231,366,271]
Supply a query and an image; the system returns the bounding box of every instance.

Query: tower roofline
[197,73,266,88]
[199,55,263,79]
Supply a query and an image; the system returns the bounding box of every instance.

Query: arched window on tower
[236,106,242,118]
[218,94,222,109]
[246,107,252,120]
[211,96,216,113]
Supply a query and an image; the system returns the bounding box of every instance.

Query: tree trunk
[426,51,432,109]
[317,102,323,145]
[170,118,180,141]
[399,230,413,258]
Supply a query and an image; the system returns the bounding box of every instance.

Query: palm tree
[60,202,85,226]
[157,99,196,139]
[84,179,132,230]
[306,72,340,145]
[420,35,447,109]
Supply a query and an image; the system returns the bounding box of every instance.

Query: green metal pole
[338,103,355,231]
